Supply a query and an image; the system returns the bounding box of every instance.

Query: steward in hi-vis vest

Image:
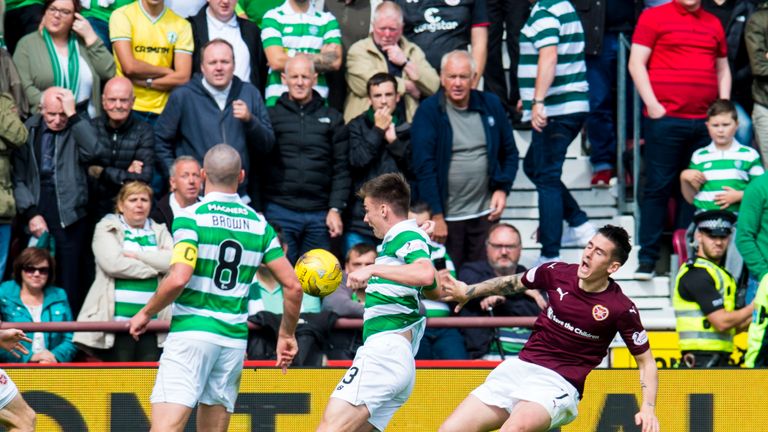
[673,210,754,368]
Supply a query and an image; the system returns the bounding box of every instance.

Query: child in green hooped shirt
[236,0,283,26]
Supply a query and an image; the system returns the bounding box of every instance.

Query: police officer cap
[693,210,736,236]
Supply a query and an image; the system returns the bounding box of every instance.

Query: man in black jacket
[13,87,101,315]
[189,0,268,93]
[263,55,350,263]
[344,72,411,252]
[87,77,155,220]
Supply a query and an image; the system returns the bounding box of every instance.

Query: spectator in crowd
[0,93,27,278]
[408,201,468,360]
[520,0,594,265]
[260,0,342,106]
[321,0,375,112]
[344,1,439,123]
[575,0,642,187]
[189,0,268,93]
[74,181,172,361]
[13,0,115,117]
[411,50,517,270]
[150,156,202,229]
[3,0,43,54]
[263,55,350,263]
[345,72,411,251]
[673,210,753,368]
[680,99,763,213]
[702,0,756,148]
[79,0,134,51]
[0,247,76,363]
[483,0,530,126]
[629,0,730,280]
[13,88,101,315]
[746,3,768,168]
[155,38,274,202]
[165,0,207,18]
[458,223,545,359]
[235,0,281,27]
[680,99,763,281]
[395,0,488,85]
[87,76,155,221]
[0,2,31,117]
[321,242,376,360]
[109,0,193,124]
[737,172,768,306]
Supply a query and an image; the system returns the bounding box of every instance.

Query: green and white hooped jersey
[363,219,433,353]
[170,192,283,349]
[114,216,159,321]
[421,240,455,318]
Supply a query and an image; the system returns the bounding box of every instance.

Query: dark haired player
[439,225,660,432]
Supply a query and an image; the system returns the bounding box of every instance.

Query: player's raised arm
[439,271,528,312]
[634,349,660,432]
[266,255,303,373]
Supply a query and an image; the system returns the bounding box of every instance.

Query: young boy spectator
[680,99,764,280]
[680,99,764,213]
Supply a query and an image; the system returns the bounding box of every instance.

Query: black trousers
[483,0,531,110]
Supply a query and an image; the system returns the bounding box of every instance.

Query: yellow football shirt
[109,1,193,114]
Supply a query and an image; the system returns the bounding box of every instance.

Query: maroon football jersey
[519,262,650,395]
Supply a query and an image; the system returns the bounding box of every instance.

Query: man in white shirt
[189,0,269,92]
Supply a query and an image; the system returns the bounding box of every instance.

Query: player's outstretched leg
[499,400,552,432]
[317,398,374,432]
[0,393,36,432]
[439,394,508,432]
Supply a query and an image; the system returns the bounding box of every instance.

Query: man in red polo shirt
[628,0,730,280]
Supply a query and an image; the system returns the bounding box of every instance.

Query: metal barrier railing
[0,317,538,333]
[617,32,642,240]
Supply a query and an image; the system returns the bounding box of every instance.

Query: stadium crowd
[0,0,766,368]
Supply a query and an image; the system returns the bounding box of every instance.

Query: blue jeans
[415,327,469,360]
[523,112,589,257]
[586,32,619,172]
[638,116,710,264]
[0,224,10,278]
[87,17,111,52]
[264,201,330,264]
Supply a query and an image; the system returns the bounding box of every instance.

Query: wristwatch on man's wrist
[532,99,545,106]
[145,78,153,89]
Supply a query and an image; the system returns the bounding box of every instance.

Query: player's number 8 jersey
[168,192,283,349]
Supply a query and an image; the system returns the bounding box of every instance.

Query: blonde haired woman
[74,181,172,361]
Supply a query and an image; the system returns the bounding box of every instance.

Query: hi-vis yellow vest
[673,257,736,353]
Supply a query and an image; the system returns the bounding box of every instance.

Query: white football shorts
[471,358,580,429]
[150,335,244,412]
[331,332,416,431]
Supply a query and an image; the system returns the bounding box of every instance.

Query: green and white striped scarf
[41,28,80,97]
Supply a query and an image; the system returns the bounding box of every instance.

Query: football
[295,249,343,297]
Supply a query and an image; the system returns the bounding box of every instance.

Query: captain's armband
[171,242,197,267]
